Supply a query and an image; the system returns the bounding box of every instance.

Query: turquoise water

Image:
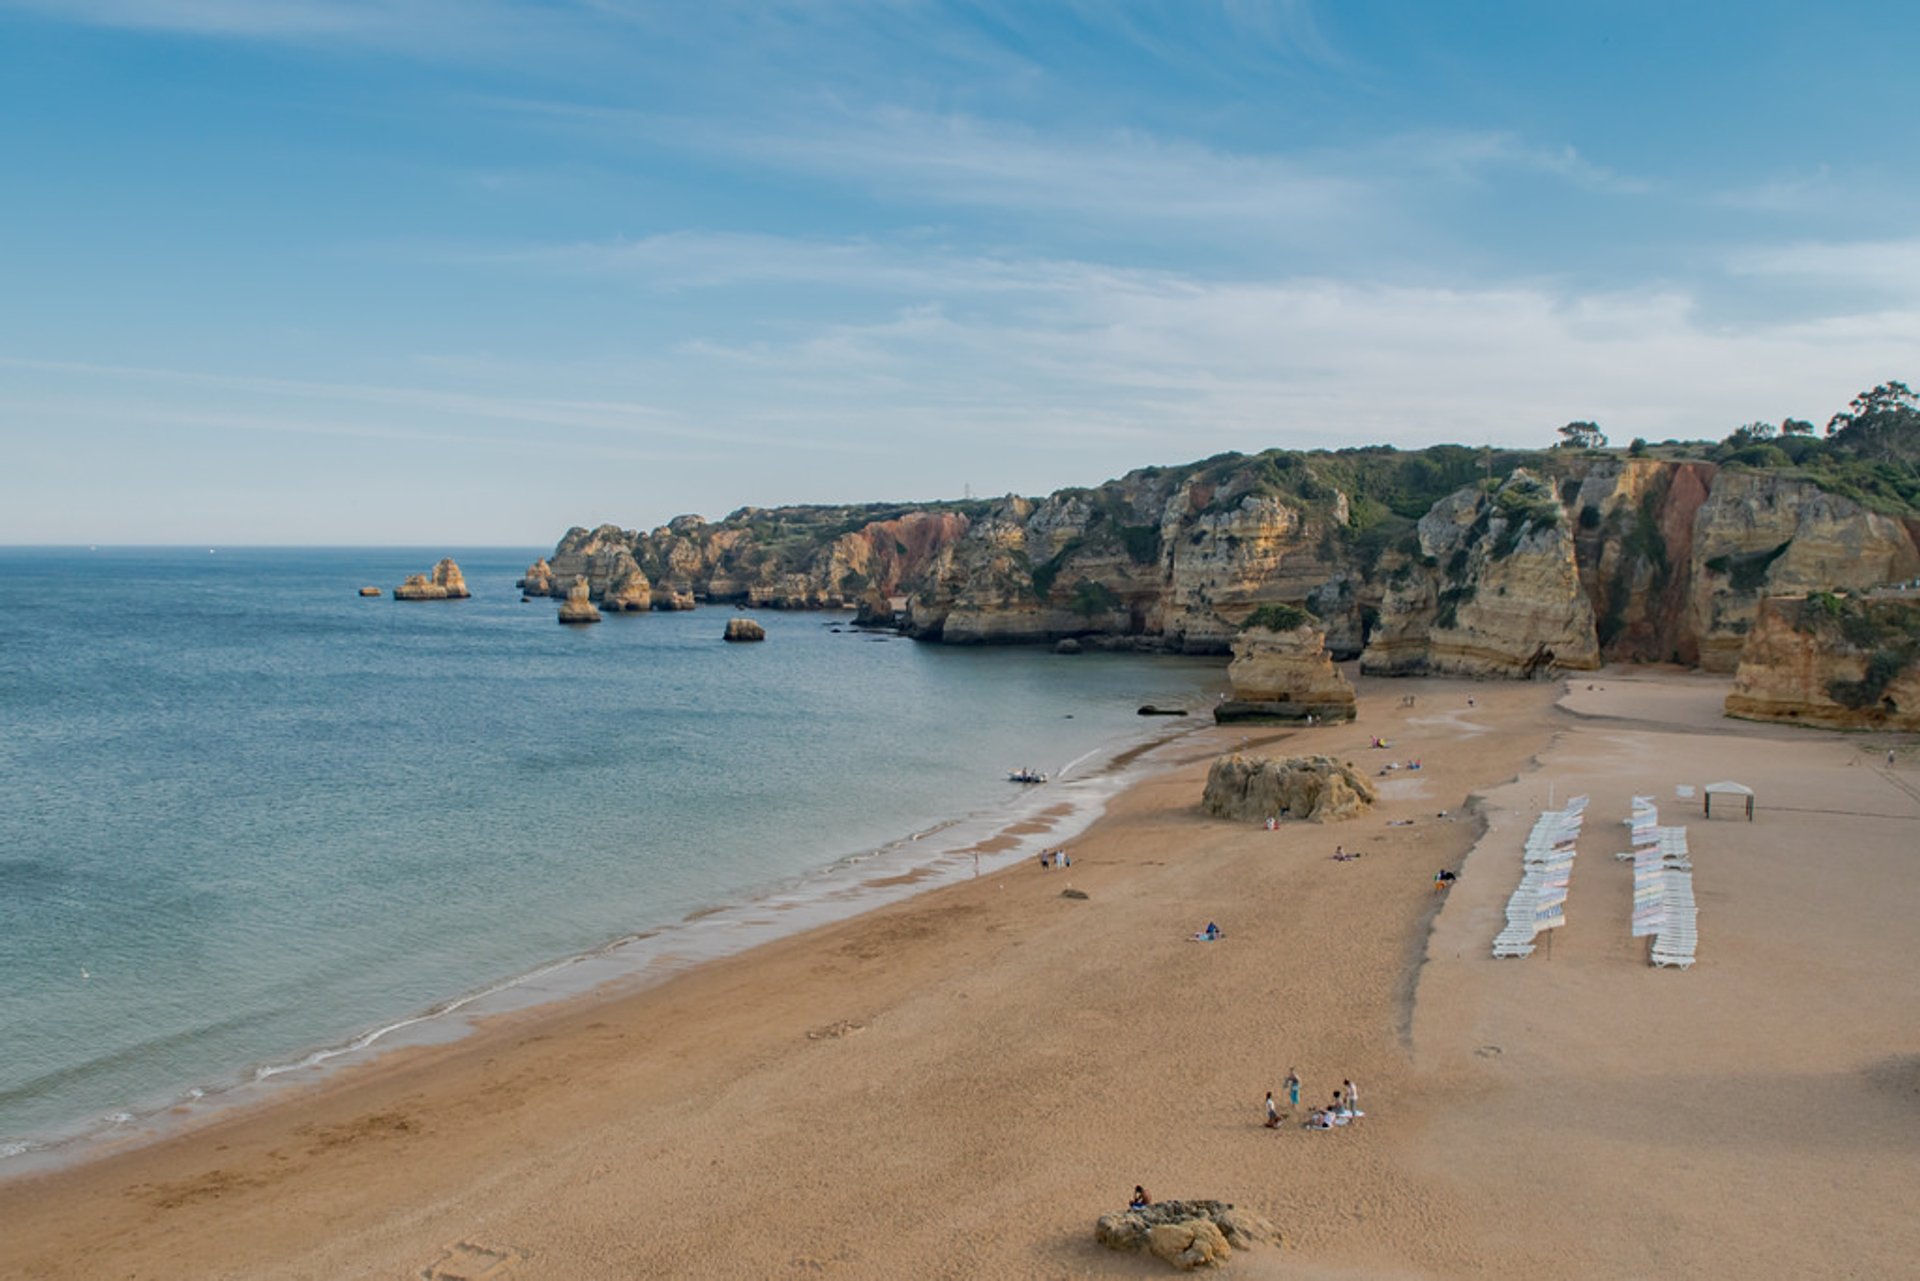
[0,547,1224,1160]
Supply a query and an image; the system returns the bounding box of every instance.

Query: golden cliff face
[1725,595,1920,730]
[1362,471,1600,678]
[1687,473,1920,672]
[535,453,1918,678]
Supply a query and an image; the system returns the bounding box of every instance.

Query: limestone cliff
[537,441,1920,678]
[1362,471,1599,678]
[1725,593,1920,729]
[1684,474,1920,672]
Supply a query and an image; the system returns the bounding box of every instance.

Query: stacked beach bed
[1491,795,1588,959]
[1618,796,1697,969]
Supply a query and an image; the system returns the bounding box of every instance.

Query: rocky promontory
[530,385,1920,682]
[1725,593,1920,729]
[394,558,470,600]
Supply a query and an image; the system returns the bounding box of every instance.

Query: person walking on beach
[1264,1091,1280,1128]
[1285,1069,1300,1111]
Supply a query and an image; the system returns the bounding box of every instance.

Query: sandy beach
[3,670,1916,1279]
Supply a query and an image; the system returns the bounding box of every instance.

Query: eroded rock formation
[1725,594,1920,729]
[1095,1201,1282,1272]
[557,576,600,625]
[1202,754,1375,824]
[1218,609,1356,722]
[723,617,766,642]
[394,558,470,600]
[533,445,1920,679]
[1361,471,1599,678]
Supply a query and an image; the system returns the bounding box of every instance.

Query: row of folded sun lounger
[1621,796,1697,969]
[1491,795,1588,958]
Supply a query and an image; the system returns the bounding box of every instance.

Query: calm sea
[0,547,1224,1163]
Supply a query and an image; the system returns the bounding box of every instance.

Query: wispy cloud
[1724,237,1920,298]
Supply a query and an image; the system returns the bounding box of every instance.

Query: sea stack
[557,576,601,625]
[394,558,471,601]
[723,617,766,642]
[1216,606,1357,722]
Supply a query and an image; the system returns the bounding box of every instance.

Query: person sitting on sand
[1130,1186,1152,1209]
[1205,921,1221,940]
[1434,868,1458,890]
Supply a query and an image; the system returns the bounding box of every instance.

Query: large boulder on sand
[1096,1201,1281,1271]
[724,617,766,642]
[1202,754,1375,824]
[557,576,601,625]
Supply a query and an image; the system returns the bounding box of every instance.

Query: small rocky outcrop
[1725,593,1920,729]
[1095,1201,1281,1272]
[724,617,766,642]
[557,576,601,625]
[651,582,696,611]
[1202,754,1375,824]
[358,586,381,597]
[394,558,470,600]
[519,557,555,599]
[1217,606,1356,722]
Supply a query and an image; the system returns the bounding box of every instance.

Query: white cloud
[1725,237,1920,298]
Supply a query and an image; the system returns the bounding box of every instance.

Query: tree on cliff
[1826,381,1920,464]
[1555,421,1607,449]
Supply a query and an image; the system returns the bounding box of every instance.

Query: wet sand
[2,671,1916,1279]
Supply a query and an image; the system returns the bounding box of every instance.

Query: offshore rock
[518,557,554,599]
[358,586,381,597]
[1219,613,1356,722]
[394,558,470,601]
[1202,754,1375,824]
[1725,594,1920,729]
[724,617,767,642]
[557,576,601,625]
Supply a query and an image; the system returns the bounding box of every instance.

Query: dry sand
[2,670,1916,1279]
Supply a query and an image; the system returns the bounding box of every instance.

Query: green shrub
[1241,602,1315,631]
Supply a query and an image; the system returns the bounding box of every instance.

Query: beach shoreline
[0,699,1226,1183]
[4,668,1916,1279]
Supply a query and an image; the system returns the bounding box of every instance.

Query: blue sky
[3,1,1916,544]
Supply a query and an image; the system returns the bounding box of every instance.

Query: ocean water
[0,547,1224,1162]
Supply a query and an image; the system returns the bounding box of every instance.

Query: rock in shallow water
[724,617,766,642]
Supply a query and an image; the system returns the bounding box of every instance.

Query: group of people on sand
[1190,921,1223,941]
[1262,1071,1363,1129]
[1036,847,1070,869]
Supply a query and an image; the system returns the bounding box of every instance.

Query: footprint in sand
[419,1239,521,1280]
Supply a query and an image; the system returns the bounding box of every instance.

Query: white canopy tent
[1702,780,1754,821]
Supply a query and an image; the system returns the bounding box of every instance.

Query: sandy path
[3,671,1915,1279]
